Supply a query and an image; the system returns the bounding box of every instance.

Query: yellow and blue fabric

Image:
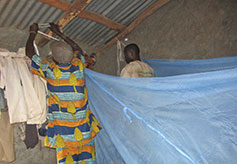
[31,50,101,164]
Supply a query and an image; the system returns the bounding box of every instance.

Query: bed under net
[85,56,237,164]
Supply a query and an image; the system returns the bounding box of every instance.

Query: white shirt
[120,60,154,78]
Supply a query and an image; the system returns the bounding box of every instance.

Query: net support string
[32,23,61,56]
[116,38,126,76]
[37,23,61,41]
[37,31,60,41]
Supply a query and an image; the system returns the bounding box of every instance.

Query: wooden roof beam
[39,0,125,31]
[39,0,68,10]
[97,0,170,55]
[37,0,92,47]
[79,10,125,31]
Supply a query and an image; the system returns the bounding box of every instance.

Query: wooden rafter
[39,0,68,10]
[39,0,125,31]
[97,0,170,54]
[79,10,125,31]
[37,0,92,47]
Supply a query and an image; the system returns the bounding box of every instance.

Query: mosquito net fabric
[85,56,237,164]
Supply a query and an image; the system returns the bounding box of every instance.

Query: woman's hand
[49,23,61,35]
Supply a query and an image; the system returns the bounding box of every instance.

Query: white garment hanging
[27,75,47,124]
[15,57,42,119]
[4,56,28,123]
[0,48,47,124]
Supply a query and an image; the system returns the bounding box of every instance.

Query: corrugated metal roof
[0,0,157,48]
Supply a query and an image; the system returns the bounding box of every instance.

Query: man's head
[49,41,73,64]
[124,43,140,63]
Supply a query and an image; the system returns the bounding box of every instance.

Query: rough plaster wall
[0,27,27,52]
[96,0,237,75]
[94,46,119,76]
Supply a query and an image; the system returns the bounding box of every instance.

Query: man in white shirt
[120,43,154,77]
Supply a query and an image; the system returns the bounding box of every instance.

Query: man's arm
[26,23,38,59]
[49,23,82,52]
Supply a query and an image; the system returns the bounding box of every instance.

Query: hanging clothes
[0,50,27,123]
[0,48,47,124]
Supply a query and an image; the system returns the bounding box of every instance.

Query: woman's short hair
[49,41,73,64]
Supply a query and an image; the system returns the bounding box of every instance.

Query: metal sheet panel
[0,0,158,48]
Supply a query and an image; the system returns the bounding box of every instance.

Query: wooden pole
[39,0,125,31]
[37,0,92,47]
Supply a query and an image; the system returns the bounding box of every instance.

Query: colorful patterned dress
[31,50,101,164]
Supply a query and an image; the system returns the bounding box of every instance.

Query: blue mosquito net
[85,56,237,164]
